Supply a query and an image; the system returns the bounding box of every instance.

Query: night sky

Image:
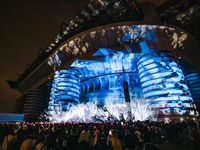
[0,0,164,113]
[0,0,91,113]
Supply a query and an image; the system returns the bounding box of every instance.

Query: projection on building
[48,47,197,121]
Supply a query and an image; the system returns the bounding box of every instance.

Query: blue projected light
[137,50,195,114]
[49,48,140,111]
[48,48,197,117]
[185,73,200,109]
[48,68,81,111]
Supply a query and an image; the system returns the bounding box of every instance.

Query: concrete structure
[8,0,200,121]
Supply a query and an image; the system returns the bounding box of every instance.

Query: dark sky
[0,0,91,113]
[0,0,164,113]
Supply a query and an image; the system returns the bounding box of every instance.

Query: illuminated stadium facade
[9,0,200,121]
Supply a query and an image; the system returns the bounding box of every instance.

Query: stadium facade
[8,0,200,121]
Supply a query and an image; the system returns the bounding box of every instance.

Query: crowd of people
[0,120,200,150]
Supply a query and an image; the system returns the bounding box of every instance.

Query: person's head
[78,140,91,150]
[143,143,158,150]
[83,126,89,132]
[37,135,45,143]
[134,126,139,131]
[94,125,98,130]
[190,123,198,130]
[7,135,15,145]
[20,139,37,150]
[111,130,118,139]
[124,133,139,150]
[7,128,14,135]
[125,128,130,135]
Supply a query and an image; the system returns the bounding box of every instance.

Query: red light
[171,9,179,14]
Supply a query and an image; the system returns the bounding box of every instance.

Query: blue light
[48,48,197,116]
[185,72,200,109]
[49,49,140,111]
[137,50,195,114]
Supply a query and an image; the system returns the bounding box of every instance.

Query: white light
[50,43,55,46]
[164,118,170,123]
[48,98,158,122]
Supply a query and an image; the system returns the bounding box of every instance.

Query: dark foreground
[0,120,200,150]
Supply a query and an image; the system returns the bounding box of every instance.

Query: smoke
[48,98,158,122]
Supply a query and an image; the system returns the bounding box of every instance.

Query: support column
[48,68,80,114]
[185,73,200,113]
[23,85,48,121]
[137,50,196,116]
[179,61,200,114]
